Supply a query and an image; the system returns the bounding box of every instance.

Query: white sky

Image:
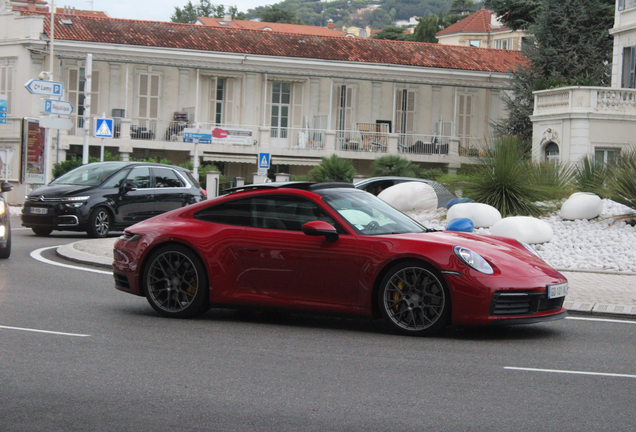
[51,0,272,22]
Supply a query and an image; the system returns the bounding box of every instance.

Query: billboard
[22,118,46,184]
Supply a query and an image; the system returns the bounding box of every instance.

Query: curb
[56,242,113,269]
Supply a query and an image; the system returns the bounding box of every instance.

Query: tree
[412,15,439,43]
[449,0,477,15]
[258,6,304,24]
[309,155,357,183]
[171,1,245,24]
[494,0,614,142]
[486,0,541,31]
[372,26,413,41]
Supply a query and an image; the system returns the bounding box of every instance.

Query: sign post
[94,116,114,161]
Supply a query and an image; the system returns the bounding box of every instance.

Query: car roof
[94,161,187,170]
[353,177,434,187]
[223,181,355,194]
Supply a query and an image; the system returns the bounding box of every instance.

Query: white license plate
[29,207,48,215]
[548,282,568,299]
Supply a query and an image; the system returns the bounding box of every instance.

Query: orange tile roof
[28,12,524,73]
[437,9,511,36]
[55,8,109,18]
[197,17,349,37]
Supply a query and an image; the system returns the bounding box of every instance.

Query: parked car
[354,176,456,208]
[22,162,206,238]
[1,181,13,259]
[113,182,568,336]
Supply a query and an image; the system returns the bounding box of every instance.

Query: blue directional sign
[0,100,6,125]
[184,132,212,144]
[42,99,74,116]
[94,118,114,138]
[24,79,64,97]
[258,152,271,169]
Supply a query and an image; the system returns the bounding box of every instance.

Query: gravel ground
[407,199,636,274]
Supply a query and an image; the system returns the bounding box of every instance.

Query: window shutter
[265,81,272,126]
[225,78,235,124]
[291,82,304,129]
[208,77,217,123]
[150,75,160,119]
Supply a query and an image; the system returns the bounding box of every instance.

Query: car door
[117,166,156,223]
[237,194,361,306]
[151,167,189,214]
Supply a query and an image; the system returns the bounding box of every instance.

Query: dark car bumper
[22,202,89,231]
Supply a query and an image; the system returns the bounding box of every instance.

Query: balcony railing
[397,133,450,155]
[336,129,388,152]
[534,87,636,116]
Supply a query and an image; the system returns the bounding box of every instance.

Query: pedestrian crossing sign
[258,152,270,170]
[94,118,114,138]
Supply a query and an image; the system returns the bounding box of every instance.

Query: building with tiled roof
[196,16,351,38]
[436,8,527,50]
[0,5,523,203]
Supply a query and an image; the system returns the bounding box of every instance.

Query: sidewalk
[57,238,636,319]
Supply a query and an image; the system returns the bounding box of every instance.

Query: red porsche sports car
[113,182,568,336]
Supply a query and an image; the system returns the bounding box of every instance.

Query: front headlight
[518,240,540,258]
[63,196,90,202]
[0,201,4,215]
[453,246,494,275]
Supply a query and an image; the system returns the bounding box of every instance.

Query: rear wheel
[87,207,111,238]
[32,227,52,236]
[143,245,209,318]
[0,219,10,259]
[378,261,450,336]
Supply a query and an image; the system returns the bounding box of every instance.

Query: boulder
[560,192,603,220]
[445,197,474,209]
[446,203,501,228]
[445,218,474,233]
[491,216,554,244]
[378,181,438,212]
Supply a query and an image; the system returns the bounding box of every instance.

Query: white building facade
[0,3,522,204]
[531,1,636,164]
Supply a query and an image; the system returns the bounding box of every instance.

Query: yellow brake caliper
[393,280,403,312]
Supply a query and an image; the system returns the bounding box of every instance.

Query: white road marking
[11,227,31,231]
[505,366,636,379]
[566,316,636,324]
[0,325,90,337]
[31,246,112,275]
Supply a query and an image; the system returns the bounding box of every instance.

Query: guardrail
[397,133,450,155]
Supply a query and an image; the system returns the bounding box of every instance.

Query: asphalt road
[1,216,635,431]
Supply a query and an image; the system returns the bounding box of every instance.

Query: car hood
[27,184,96,198]
[389,230,563,278]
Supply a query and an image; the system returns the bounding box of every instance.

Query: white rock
[560,192,603,220]
[378,181,438,212]
[446,203,501,228]
[491,216,554,244]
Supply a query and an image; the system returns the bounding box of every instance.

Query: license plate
[548,282,568,299]
[29,207,48,215]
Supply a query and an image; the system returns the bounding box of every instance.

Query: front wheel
[32,227,52,236]
[378,261,450,336]
[87,207,111,238]
[143,245,209,318]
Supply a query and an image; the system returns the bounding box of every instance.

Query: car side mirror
[302,220,339,243]
[1,182,13,193]
[121,182,137,193]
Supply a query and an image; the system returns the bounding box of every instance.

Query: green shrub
[309,154,357,183]
[531,161,575,201]
[573,155,609,197]
[371,155,421,177]
[608,148,636,211]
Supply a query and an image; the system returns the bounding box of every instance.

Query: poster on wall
[22,118,46,184]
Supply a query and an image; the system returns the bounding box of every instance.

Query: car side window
[125,167,151,189]
[251,195,339,232]
[102,169,129,188]
[194,198,251,226]
[153,167,185,188]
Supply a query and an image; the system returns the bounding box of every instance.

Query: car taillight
[202,189,207,198]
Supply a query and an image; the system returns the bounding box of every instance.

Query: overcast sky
[52,0,271,22]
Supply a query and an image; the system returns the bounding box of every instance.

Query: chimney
[27,0,37,12]
[223,13,232,22]
[327,19,334,30]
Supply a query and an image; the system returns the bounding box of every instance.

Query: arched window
[545,142,559,163]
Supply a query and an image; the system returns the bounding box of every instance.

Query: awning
[202,153,321,166]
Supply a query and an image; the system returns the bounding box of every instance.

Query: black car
[22,162,206,238]
[354,176,456,208]
[1,181,13,259]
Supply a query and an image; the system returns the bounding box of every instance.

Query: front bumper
[22,201,88,230]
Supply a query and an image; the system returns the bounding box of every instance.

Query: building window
[208,77,235,125]
[457,93,473,145]
[469,40,480,47]
[595,148,620,165]
[0,62,13,114]
[270,82,290,139]
[68,67,100,128]
[137,73,160,119]
[622,46,636,88]
[545,142,560,163]
[337,85,355,131]
[495,38,511,49]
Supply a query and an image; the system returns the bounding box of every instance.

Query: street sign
[24,79,64,97]
[0,100,6,125]
[184,129,212,144]
[38,116,73,130]
[94,118,114,138]
[41,99,74,116]
[258,152,271,170]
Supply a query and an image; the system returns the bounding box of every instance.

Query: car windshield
[50,162,128,187]
[318,188,427,235]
